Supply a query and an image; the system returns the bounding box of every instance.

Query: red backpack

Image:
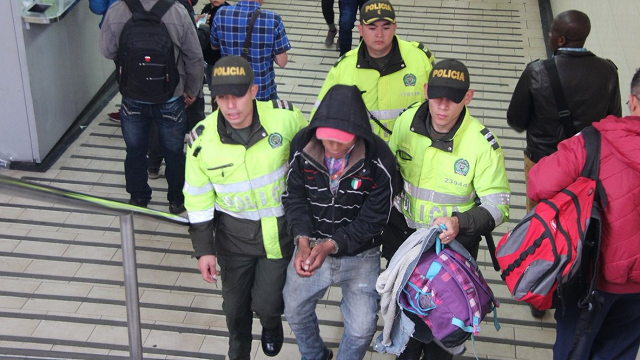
[496,127,607,311]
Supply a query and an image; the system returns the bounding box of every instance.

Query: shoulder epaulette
[271,99,294,111]
[399,102,421,117]
[480,128,500,150]
[333,53,347,67]
[416,42,433,61]
[188,124,205,148]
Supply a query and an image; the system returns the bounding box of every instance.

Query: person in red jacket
[527,68,640,360]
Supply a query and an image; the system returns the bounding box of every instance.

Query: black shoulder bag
[543,58,577,139]
[241,9,262,59]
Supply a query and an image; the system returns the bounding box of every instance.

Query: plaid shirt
[211,1,291,100]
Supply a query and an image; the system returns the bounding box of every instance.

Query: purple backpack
[399,240,500,348]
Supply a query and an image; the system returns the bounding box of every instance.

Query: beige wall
[550,0,640,115]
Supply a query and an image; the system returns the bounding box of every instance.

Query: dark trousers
[321,0,334,25]
[553,291,640,360]
[147,96,205,171]
[338,0,366,55]
[216,254,290,360]
[120,96,186,203]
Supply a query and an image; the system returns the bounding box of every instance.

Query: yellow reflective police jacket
[389,102,510,229]
[314,36,435,142]
[184,100,307,259]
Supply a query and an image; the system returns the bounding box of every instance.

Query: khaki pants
[524,154,539,212]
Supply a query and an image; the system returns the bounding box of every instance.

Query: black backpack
[117,0,180,103]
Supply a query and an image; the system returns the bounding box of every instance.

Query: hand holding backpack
[399,229,500,350]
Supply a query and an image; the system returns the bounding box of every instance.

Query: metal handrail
[0,174,190,360]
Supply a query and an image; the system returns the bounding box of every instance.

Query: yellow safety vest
[389,104,510,228]
[314,36,435,142]
[184,100,307,258]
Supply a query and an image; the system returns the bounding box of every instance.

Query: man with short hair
[314,0,435,142]
[507,10,621,212]
[528,69,640,360]
[183,56,307,360]
[507,9,621,319]
[100,0,203,214]
[387,59,510,360]
[282,84,397,360]
[211,0,291,101]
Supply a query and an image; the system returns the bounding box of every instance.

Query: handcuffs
[294,235,339,254]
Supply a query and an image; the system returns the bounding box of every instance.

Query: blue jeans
[338,0,366,55]
[120,96,186,204]
[554,291,640,360]
[284,247,381,360]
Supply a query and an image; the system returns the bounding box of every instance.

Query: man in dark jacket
[282,84,397,360]
[507,10,621,213]
[506,9,621,318]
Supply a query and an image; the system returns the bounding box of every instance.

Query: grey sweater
[99,0,204,98]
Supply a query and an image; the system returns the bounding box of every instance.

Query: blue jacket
[89,0,119,28]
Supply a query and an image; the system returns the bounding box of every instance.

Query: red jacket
[528,115,640,294]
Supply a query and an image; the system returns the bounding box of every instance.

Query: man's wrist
[294,235,309,247]
[312,238,338,255]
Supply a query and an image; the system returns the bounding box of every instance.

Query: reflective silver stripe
[183,181,214,196]
[215,204,285,221]
[187,208,214,223]
[213,164,288,194]
[404,181,476,204]
[480,193,510,205]
[481,203,506,226]
[404,216,427,229]
[369,109,404,120]
[480,192,510,226]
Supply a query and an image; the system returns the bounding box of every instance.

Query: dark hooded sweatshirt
[282,85,398,256]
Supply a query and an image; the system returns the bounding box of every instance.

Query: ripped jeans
[120,96,186,204]
[284,247,381,360]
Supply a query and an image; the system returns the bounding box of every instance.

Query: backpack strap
[580,126,608,208]
[543,58,576,139]
[566,126,607,360]
[149,0,176,21]
[123,0,147,15]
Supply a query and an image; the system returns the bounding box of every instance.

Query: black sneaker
[128,198,149,208]
[324,28,337,47]
[322,347,334,360]
[261,322,283,357]
[169,202,185,214]
[148,168,161,179]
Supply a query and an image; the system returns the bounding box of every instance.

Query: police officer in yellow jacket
[387,59,510,360]
[313,0,435,142]
[183,56,307,360]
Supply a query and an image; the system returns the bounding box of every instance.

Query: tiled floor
[0,0,589,359]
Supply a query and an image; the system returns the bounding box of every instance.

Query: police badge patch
[268,133,283,148]
[403,73,417,86]
[454,158,470,176]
